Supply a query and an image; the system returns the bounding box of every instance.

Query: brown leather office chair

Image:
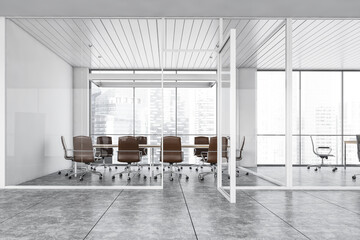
[136,136,148,170]
[189,136,209,171]
[154,136,189,181]
[69,136,103,181]
[96,136,116,171]
[112,136,146,181]
[199,136,228,180]
[59,136,75,176]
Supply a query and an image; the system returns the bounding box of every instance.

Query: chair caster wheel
[112,176,115,180]
[181,167,183,169]
[315,168,318,171]
[154,176,158,180]
[246,172,249,175]
[144,176,147,179]
[90,167,93,170]
[148,167,150,170]
[58,171,61,175]
[178,169,181,172]
[236,170,240,173]
[228,176,230,179]
[68,176,72,179]
[65,173,69,176]
[127,177,131,181]
[201,166,203,169]
[200,177,204,181]
[119,173,122,178]
[170,178,174,181]
[195,168,198,172]
[186,176,189,180]
[352,175,356,180]
[211,169,213,172]
[189,166,192,169]
[109,168,112,171]
[94,168,96,171]
[115,166,118,169]
[99,176,102,180]
[163,168,165,171]
[307,166,310,169]
[156,167,159,170]
[79,178,83,181]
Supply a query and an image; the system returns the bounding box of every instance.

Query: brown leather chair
[189,136,209,171]
[59,136,74,176]
[70,136,103,181]
[136,136,148,170]
[198,136,228,180]
[112,136,146,181]
[154,136,189,181]
[96,136,116,171]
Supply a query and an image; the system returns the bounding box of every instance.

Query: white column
[73,67,89,136]
[285,18,293,187]
[237,68,257,167]
[0,17,5,188]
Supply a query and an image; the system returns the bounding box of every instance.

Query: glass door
[217,29,237,203]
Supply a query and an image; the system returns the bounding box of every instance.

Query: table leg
[151,147,155,178]
[344,143,347,170]
[74,162,77,177]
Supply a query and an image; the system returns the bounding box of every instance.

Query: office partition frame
[217,28,237,203]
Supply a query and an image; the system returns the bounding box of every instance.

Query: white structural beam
[0,17,5,188]
[89,73,217,81]
[285,18,293,187]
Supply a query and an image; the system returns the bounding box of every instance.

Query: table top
[94,144,210,148]
[344,140,357,144]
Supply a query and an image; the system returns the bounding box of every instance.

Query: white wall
[237,68,257,167]
[5,20,73,185]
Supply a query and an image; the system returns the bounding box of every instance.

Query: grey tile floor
[2,171,360,239]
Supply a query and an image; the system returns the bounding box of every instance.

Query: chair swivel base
[111,166,146,181]
[306,164,338,172]
[67,168,103,181]
[154,171,189,181]
[352,174,360,180]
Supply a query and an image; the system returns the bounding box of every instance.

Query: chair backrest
[207,136,229,164]
[357,135,360,162]
[162,136,182,163]
[238,136,245,160]
[61,136,73,160]
[194,136,209,157]
[96,136,113,157]
[136,136,148,156]
[310,136,317,154]
[118,136,141,163]
[73,136,94,163]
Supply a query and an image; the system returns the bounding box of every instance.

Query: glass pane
[257,71,285,134]
[301,71,342,135]
[344,72,360,134]
[257,136,285,164]
[91,84,133,135]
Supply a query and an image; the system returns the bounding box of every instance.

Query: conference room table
[93,144,210,178]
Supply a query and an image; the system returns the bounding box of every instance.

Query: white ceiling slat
[111,19,140,69]
[102,19,134,68]
[76,19,117,68]
[55,19,99,68]
[138,19,156,69]
[91,19,127,68]
[13,19,76,66]
[172,19,184,69]
[293,20,359,69]
[237,20,280,65]
[185,19,204,69]
[243,24,285,68]
[61,20,102,68]
[69,19,110,68]
[301,21,360,69]
[131,19,151,69]
[119,19,145,68]
[34,19,82,65]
